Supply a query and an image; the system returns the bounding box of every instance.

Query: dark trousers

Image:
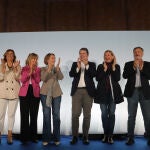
[100,91,116,136]
[127,88,150,138]
[20,85,40,142]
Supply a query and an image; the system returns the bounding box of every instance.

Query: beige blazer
[0,64,21,99]
[40,67,64,97]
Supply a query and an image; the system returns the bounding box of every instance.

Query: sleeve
[96,64,107,81]
[0,64,4,81]
[14,65,21,80]
[85,62,96,78]
[41,67,53,82]
[69,62,81,78]
[111,64,121,82]
[56,69,64,80]
[122,62,136,79]
[140,61,150,79]
[31,67,41,84]
[20,67,30,84]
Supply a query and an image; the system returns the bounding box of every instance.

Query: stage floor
[0,135,149,150]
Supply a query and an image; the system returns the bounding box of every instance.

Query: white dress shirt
[135,67,141,87]
[76,62,89,87]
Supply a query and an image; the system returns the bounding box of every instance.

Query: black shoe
[32,139,38,143]
[70,136,78,145]
[126,137,134,145]
[147,139,150,146]
[102,135,107,143]
[82,136,89,145]
[21,141,28,145]
[21,139,28,145]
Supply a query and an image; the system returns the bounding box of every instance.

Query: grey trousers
[72,88,93,138]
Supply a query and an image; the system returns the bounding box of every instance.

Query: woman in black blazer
[95,50,123,144]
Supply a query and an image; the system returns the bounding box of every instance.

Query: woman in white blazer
[0,49,21,144]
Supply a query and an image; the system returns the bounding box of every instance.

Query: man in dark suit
[123,47,150,146]
[69,48,96,145]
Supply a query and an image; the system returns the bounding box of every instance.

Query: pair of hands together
[47,58,61,73]
[1,58,20,73]
[77,58,88,69]
[133,59,143,70]
[103,57,116,72]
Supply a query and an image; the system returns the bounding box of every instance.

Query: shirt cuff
[85,64,89,70]
[76,67,79,73]
[0,73,4,80]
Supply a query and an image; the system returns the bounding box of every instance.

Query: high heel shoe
[7,136,13,145]
[0,132,1,144]
[7,130,13,145]
[108,136,114,144]
[102,135,107,143]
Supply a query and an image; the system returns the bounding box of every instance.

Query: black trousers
[19,85,40,142]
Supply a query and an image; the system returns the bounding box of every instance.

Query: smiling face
[47,54,56,66]
[29,57,38,66]
[104,51,114,63]
[4,49,16,63]
[26,53,38,66]
[6,51,14,62]
[79,49,88,62]
[133,48,143,60]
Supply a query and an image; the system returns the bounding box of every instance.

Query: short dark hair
[79,48,89,55]
[133,47,144,52]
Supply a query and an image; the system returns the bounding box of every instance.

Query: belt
[77,87,86,89]
[135,87,142,90]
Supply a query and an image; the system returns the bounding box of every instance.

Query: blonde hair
[104,50,116,63]
[25,53,38,65]
[104,50,114,57]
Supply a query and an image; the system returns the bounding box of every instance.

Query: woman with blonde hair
[0,49,21,144]
[19,53,40,144]
[95,50,123,144]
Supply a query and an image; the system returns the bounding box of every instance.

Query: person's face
[30,57,37,66]
[79,50,88,61]
[133,48,143,60]
[104,52,114,63]
[6,51,14,62]
[48,55,55,66]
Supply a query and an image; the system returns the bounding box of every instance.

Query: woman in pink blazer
[19,53,40,144]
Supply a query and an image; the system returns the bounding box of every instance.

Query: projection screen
[0,31,149,135]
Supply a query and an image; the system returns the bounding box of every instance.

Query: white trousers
[0,98,18,133]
